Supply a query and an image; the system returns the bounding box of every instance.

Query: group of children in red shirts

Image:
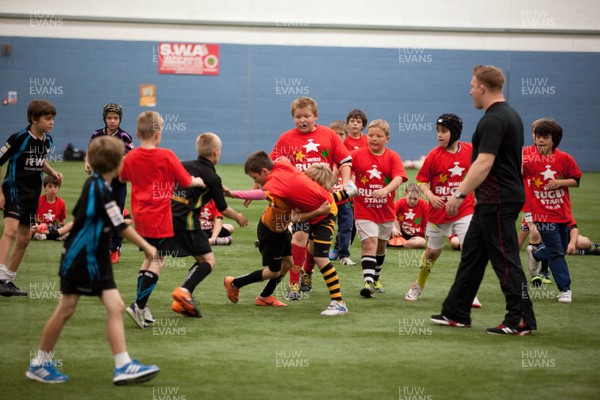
[1,94,592,385]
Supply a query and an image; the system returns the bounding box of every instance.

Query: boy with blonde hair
[119,111,205,328]
[351,119,407,297]
[27,136,160,385]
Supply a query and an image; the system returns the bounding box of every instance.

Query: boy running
[26,136,160,385]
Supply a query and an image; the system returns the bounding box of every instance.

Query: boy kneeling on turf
[27,136,160,385]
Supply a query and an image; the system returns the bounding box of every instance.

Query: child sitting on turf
[199,199,235,245]
[26,136,160,385]
[389,182,428,249]
[350,119,407,298]
[522,119,582,303]
[225,153,352,315]
[32,175,73,241]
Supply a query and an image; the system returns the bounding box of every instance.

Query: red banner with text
[158,43,220,75]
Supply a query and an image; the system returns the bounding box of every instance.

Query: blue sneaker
[328,248,339,261]
[113,359,160,385]
[26,363,69,384]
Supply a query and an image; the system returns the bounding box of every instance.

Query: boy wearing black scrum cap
[404,114,481,308]
[85,103,134,264]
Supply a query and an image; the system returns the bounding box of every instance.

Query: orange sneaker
[171,287,200,317]
[110,250,120,264]
[255,296,288,307]
[224,276,239,303]
[171,300,201,318]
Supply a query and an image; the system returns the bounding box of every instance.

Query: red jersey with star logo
[37,195,67,224]
[344,135,368,151]
[263,158,337,225]
[416,142,475,224]
[270,125,351,172]
[351,147,406,222]
[198,199,223,231]
[522,147,581,223]
[394,197,428,238]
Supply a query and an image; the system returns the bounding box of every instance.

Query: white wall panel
[1,0,599,51]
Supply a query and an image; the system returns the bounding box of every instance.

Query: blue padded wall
[1,37,599,170]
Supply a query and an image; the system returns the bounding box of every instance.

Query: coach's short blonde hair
[473,65,505,92]
[137,111,162,139]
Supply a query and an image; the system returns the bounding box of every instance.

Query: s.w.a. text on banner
[158,43,220,75]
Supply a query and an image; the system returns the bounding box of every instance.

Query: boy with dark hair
[0,99,63,296]
[344,109,368,151]
[32,174,73,241]
[26,136,160,385]
[120,111,205,328]
[523,119,581,304]
[169,132,248,318]
[226,151,349,316]
[85,103,134,264]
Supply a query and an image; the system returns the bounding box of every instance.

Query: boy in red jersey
[351,119,407,297]
[226,151,349,316]
[269,97,353,301]
[522,119,581,304]
[389,182,427,249]
[119,111,204,328]
[32,175,73,241]
[404,114,480,306]
[199,199,235,246]
[343,109,368,151]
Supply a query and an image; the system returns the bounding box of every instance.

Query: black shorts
[309,214,336,258]
[202,227,230,238]
[3,196,38,226]
[140,236,177,258]
[166,230,211,258]
[60,278,117,296]
[257,220,291,272]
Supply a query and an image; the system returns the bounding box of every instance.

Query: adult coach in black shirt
[431,65,537,335]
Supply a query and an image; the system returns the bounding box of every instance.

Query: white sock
[0,265,15,281]
[114,352,132,369]
[32,349,53,366]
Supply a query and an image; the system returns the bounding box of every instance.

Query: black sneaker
[300,271,312,293]
[430,314,471,328]
[486,323,532,336]
[0,280,28,297]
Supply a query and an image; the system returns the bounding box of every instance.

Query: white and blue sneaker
[113,359,160,385]
[26,363,69,384]
[126,303,148,329]
[320,300,349,316]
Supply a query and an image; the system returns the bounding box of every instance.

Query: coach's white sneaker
[471,295,482,308]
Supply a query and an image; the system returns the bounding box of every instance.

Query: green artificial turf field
[1,161,599,399]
